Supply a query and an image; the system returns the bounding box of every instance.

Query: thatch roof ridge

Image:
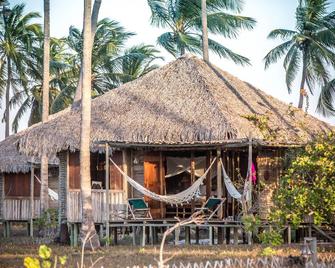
[18,55,333,157]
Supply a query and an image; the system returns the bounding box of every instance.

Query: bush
[272,132,335,228]
[258,229,283,246]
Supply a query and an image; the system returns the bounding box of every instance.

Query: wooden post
[190,152,195,213]
[216,148,222,219]
[288,225,291,245]
[159,151,165,218]
[247,137,253,245]
[122,150,129,203]
[30,163,35,237]
[105,143,110,245]
[206,151,212,200]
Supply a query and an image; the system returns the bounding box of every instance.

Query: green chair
[195,197,226,221]
[128,198,153,220]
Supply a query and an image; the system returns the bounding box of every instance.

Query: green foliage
[147,0,255,64]
[24,245,67,268]
[242,214,261,234]
[260,246,277,257]
[258,229,283,246]
[272,132,335,228]
[241,113,277,141]
[35,208,58,230]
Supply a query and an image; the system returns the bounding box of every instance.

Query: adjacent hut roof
[0,133,32,173]
[18,55,333,157]
[0,131,59,173]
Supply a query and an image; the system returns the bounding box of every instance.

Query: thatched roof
[0,131,59,173]
[0,133,32,173]
[18,55,333,157]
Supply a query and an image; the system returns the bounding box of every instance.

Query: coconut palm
[264,0,335,109]
[0,3,40,137]
[9,37,71,132]
[66,19,162,92]
[40,0,50,213]
[318,78,335,116]
[147,0,256,65]
[80,0,100,249]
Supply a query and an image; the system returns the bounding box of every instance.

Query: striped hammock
[110,157,217,205]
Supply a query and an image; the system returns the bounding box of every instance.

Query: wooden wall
[257,150,283,219]
[4,172,40,197]
[68,151,124,190]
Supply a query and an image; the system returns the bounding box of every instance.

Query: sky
[1,0,335,141]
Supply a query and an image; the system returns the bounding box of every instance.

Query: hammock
[110,157,217,205]
[34,175,58,201]
[220,159,252,205]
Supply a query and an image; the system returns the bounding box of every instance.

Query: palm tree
[0,4,40,137]
[147,0,256,65]
[40,0,50,213]
[80,0,100,249]
[66,19,162,92]
[9,37,71,131]
[264,0,335,109]
[318,78,335,116]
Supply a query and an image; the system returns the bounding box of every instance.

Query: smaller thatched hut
[0,132,59,237]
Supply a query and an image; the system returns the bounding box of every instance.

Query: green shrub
[258,229,283,246]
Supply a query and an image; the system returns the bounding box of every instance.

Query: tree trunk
[72,0,102,106]
[5,57,11,138]
[298,53,307,109]
[80,0,100,249]
[201,0,209,63]
[40,0,50,213]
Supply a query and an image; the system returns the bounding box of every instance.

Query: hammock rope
[34,175,58,201]
[110,157,217,205]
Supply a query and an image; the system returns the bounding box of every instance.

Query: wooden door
[144,154,162,218]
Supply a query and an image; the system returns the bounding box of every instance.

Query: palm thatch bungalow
[0,132,59,237]
[17,56,333,243]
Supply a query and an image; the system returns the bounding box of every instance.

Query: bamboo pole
[247,137,253,245]
[105,143,110,245]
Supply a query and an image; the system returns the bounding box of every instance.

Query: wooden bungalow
[17,56,333,243]
[0,133,59,237]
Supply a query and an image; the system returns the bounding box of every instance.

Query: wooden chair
[128,198,153,220]
[195,197,226,221]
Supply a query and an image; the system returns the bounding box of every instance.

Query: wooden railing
[67,190,127,223]
[2,197,41,221]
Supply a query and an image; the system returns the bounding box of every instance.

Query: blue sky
[1,0,335,140]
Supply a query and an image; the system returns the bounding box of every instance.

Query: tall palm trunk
[5,57,10,138]
[201,0,209,63]
[80,0,100,249]
[72,0,101,106]
[41,0,50,213]
[298,52,307,109]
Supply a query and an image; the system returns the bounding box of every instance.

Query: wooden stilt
[195,226,200,244]
[226,227,231,244]
[185,226,191,245]
[233,227,238,245]
[141,225,146,246]
[288,225,291,244]
[113,227,117,245]
[70,224,74,246]
[73,223,78,247]
[132,226,136,245]
[159,151,165,218]
[218,227,223,244]
[209,226,213,245]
